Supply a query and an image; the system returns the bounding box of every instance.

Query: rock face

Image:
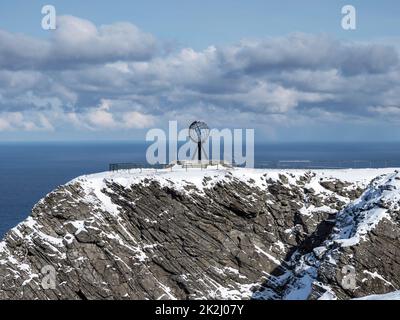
[0,167,399,300]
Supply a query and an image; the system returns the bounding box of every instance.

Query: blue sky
[1,0,399,48]
[0,1,400,141]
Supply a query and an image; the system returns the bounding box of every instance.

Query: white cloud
[0,112,54,132]
[0,15,156,71]
[87,109,116,128]
[66,99,155,130]
[50,16,157,65]
[123,111,155,129]
[0,117,11,131]
[0,17,400,137]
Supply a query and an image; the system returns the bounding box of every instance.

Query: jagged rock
[0,167,399,300]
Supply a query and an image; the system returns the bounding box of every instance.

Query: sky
[0,0,400,142]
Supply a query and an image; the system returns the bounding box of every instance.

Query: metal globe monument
[188,121,210,161]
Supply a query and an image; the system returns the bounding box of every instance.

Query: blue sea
[1,141,400,237]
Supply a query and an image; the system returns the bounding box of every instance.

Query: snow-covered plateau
[0,166,399,300]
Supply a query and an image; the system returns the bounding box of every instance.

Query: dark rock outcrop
[0,168,399,300]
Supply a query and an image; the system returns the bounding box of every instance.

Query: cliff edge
[0,167,399,300]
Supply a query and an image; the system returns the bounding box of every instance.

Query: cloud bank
[0,15,399,140]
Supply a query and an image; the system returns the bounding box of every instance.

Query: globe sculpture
[188,121,210,161]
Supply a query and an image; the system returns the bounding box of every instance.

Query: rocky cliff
[0,167,399,300]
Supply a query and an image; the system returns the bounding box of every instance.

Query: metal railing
[109,160,233,172]
[252,160,400,169]
[109,163,167,172]
[109,160,400,172]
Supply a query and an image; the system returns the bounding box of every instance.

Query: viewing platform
[109,160,233,172]
[168,160,233,169]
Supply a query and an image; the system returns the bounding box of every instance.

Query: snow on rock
[266,170,400,300]
[332,171,400,247]
[0,167,399,300]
